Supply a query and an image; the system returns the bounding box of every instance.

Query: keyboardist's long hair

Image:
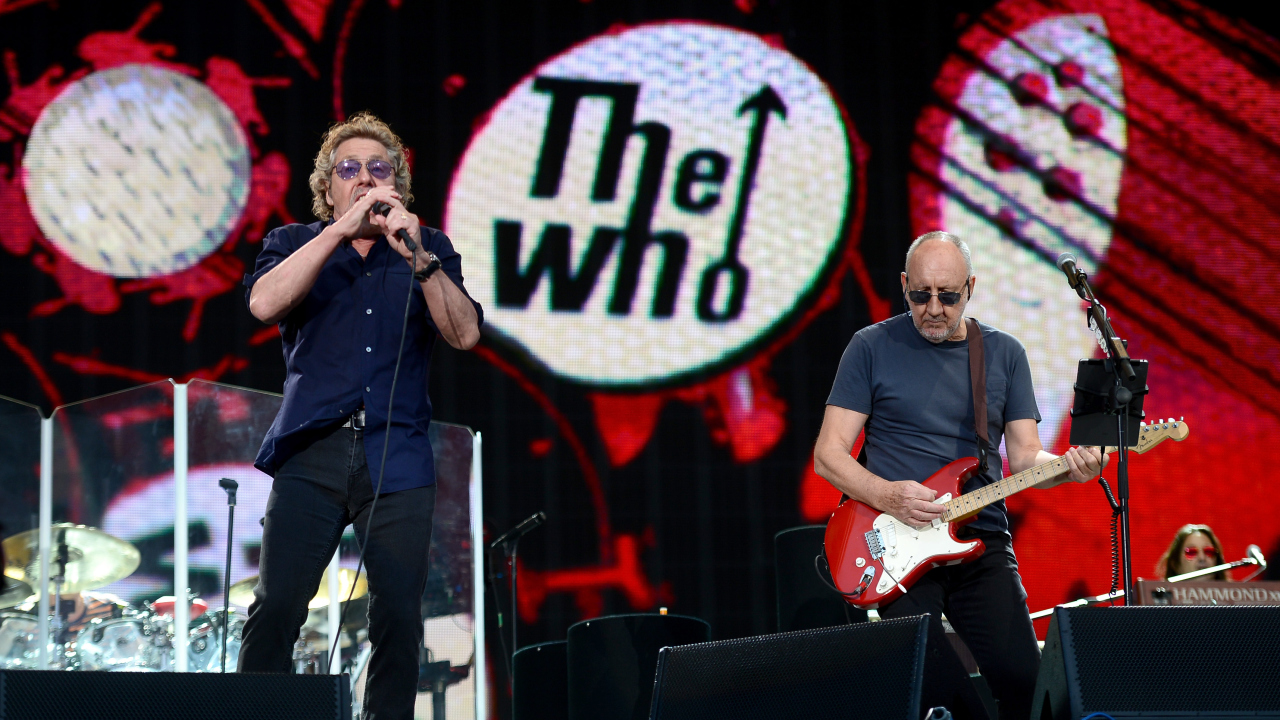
[1156,524,1230,582]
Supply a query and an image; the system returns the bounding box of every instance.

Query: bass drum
[76,616,166,671]
[0,611,40,669]
[187,609,245,672]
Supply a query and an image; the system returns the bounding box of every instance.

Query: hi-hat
[3,523,140,594]
[227,567,367,609]
[0,579,34,609]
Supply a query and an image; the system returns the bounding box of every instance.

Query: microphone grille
[1056,252,1077,270]
[1247,544,1266,564]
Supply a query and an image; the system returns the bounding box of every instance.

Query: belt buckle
[344,408,366,430]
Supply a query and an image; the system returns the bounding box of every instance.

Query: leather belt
[342,408,366,429]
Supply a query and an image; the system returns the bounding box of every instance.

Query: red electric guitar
[823,419,1190,608]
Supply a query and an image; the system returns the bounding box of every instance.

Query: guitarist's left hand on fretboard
[1048,445,1109,487]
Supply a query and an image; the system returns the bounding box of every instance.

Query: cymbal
[0,579,33,609]
[227,567,367,610]
[3,523,140,594]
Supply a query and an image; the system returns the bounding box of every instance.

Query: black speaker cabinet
[774,525,867,632]
[567,613,710,720]
[0,671,351,720]
[649,614,989,720]
[1032,606,1280,720]
[514,640,568,720]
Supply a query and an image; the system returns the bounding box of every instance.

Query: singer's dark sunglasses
[333,158,394,181]
[905,287,969,306]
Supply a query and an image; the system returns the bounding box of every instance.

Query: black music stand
[1069,357,1148,602]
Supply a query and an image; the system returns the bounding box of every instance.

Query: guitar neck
[941,447,1115,522]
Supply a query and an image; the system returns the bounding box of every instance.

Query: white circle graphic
[23,64,250,278]
[446,23,852,386]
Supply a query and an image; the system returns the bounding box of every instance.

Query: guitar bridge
[864,529,885,560]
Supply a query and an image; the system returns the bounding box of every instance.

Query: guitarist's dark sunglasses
[905,287,969,306]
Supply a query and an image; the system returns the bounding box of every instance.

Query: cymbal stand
[48,529,69,665]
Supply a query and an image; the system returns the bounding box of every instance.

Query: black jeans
[879,531,1040,720]
[238,422,437,720]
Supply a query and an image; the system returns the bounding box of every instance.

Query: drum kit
[1,522,367,673]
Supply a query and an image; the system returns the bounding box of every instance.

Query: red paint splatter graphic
[77,3,198,76]
[30,240,122,317]
[442,73,466,97]
[517,534,657,623]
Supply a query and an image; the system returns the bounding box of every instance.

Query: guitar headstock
[1126,417,1190,454]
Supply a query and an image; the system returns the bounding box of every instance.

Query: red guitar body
[823,457,987,609]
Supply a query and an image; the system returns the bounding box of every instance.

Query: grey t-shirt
[826,313,1041,533]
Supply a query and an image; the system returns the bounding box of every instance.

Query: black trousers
[238,422,437,720]
[879,530,1040,720]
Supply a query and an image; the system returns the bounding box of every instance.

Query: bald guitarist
[814,231,1106,720]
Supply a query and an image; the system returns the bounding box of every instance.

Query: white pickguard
[872,494,981,595]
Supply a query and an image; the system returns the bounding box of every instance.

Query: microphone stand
[218,477,238,673]
[487,512,546,676]
[1064,262,1141,604]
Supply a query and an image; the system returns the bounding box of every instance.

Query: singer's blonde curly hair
[309,111,413,221]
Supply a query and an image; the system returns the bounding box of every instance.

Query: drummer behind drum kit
[1,522,367,673]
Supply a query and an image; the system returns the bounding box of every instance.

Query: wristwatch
[413,251,442,282]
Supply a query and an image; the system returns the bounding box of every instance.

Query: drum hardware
[3,523,142,595]
[2,524,380,677]
[149,595,210,619]
[0,579,33,610]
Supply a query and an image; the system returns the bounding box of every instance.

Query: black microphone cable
[328,221,421,669]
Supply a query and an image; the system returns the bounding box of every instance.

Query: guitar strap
[967,317,991,473]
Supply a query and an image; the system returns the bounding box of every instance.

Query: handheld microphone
[1056,252,1088,299]
[371,200,418,252]
[489,511,547,549]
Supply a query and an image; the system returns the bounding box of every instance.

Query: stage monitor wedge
[1033,606,1280,720]
[0,671,351,720]
[649,614,988,720]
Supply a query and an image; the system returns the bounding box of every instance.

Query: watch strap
[413,252,441,282]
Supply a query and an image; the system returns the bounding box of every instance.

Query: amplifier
[0,671,351,720]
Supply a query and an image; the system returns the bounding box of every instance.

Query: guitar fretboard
[935,420,1184,522]
[941,456,1073,522]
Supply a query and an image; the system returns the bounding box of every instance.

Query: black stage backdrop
[2,0,1279,695]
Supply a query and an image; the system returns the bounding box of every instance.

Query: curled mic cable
[1098,476,1122,601]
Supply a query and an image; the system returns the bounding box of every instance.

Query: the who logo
[446,23,856,386]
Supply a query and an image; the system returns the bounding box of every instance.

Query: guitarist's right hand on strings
[878,480,946,529]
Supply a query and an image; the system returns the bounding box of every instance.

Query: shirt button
[365,271,372,277]
[365,347,372,352]
[365,387,371,392]
[366,308,372,314]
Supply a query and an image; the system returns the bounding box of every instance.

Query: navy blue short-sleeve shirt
[826,313,1041,533]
